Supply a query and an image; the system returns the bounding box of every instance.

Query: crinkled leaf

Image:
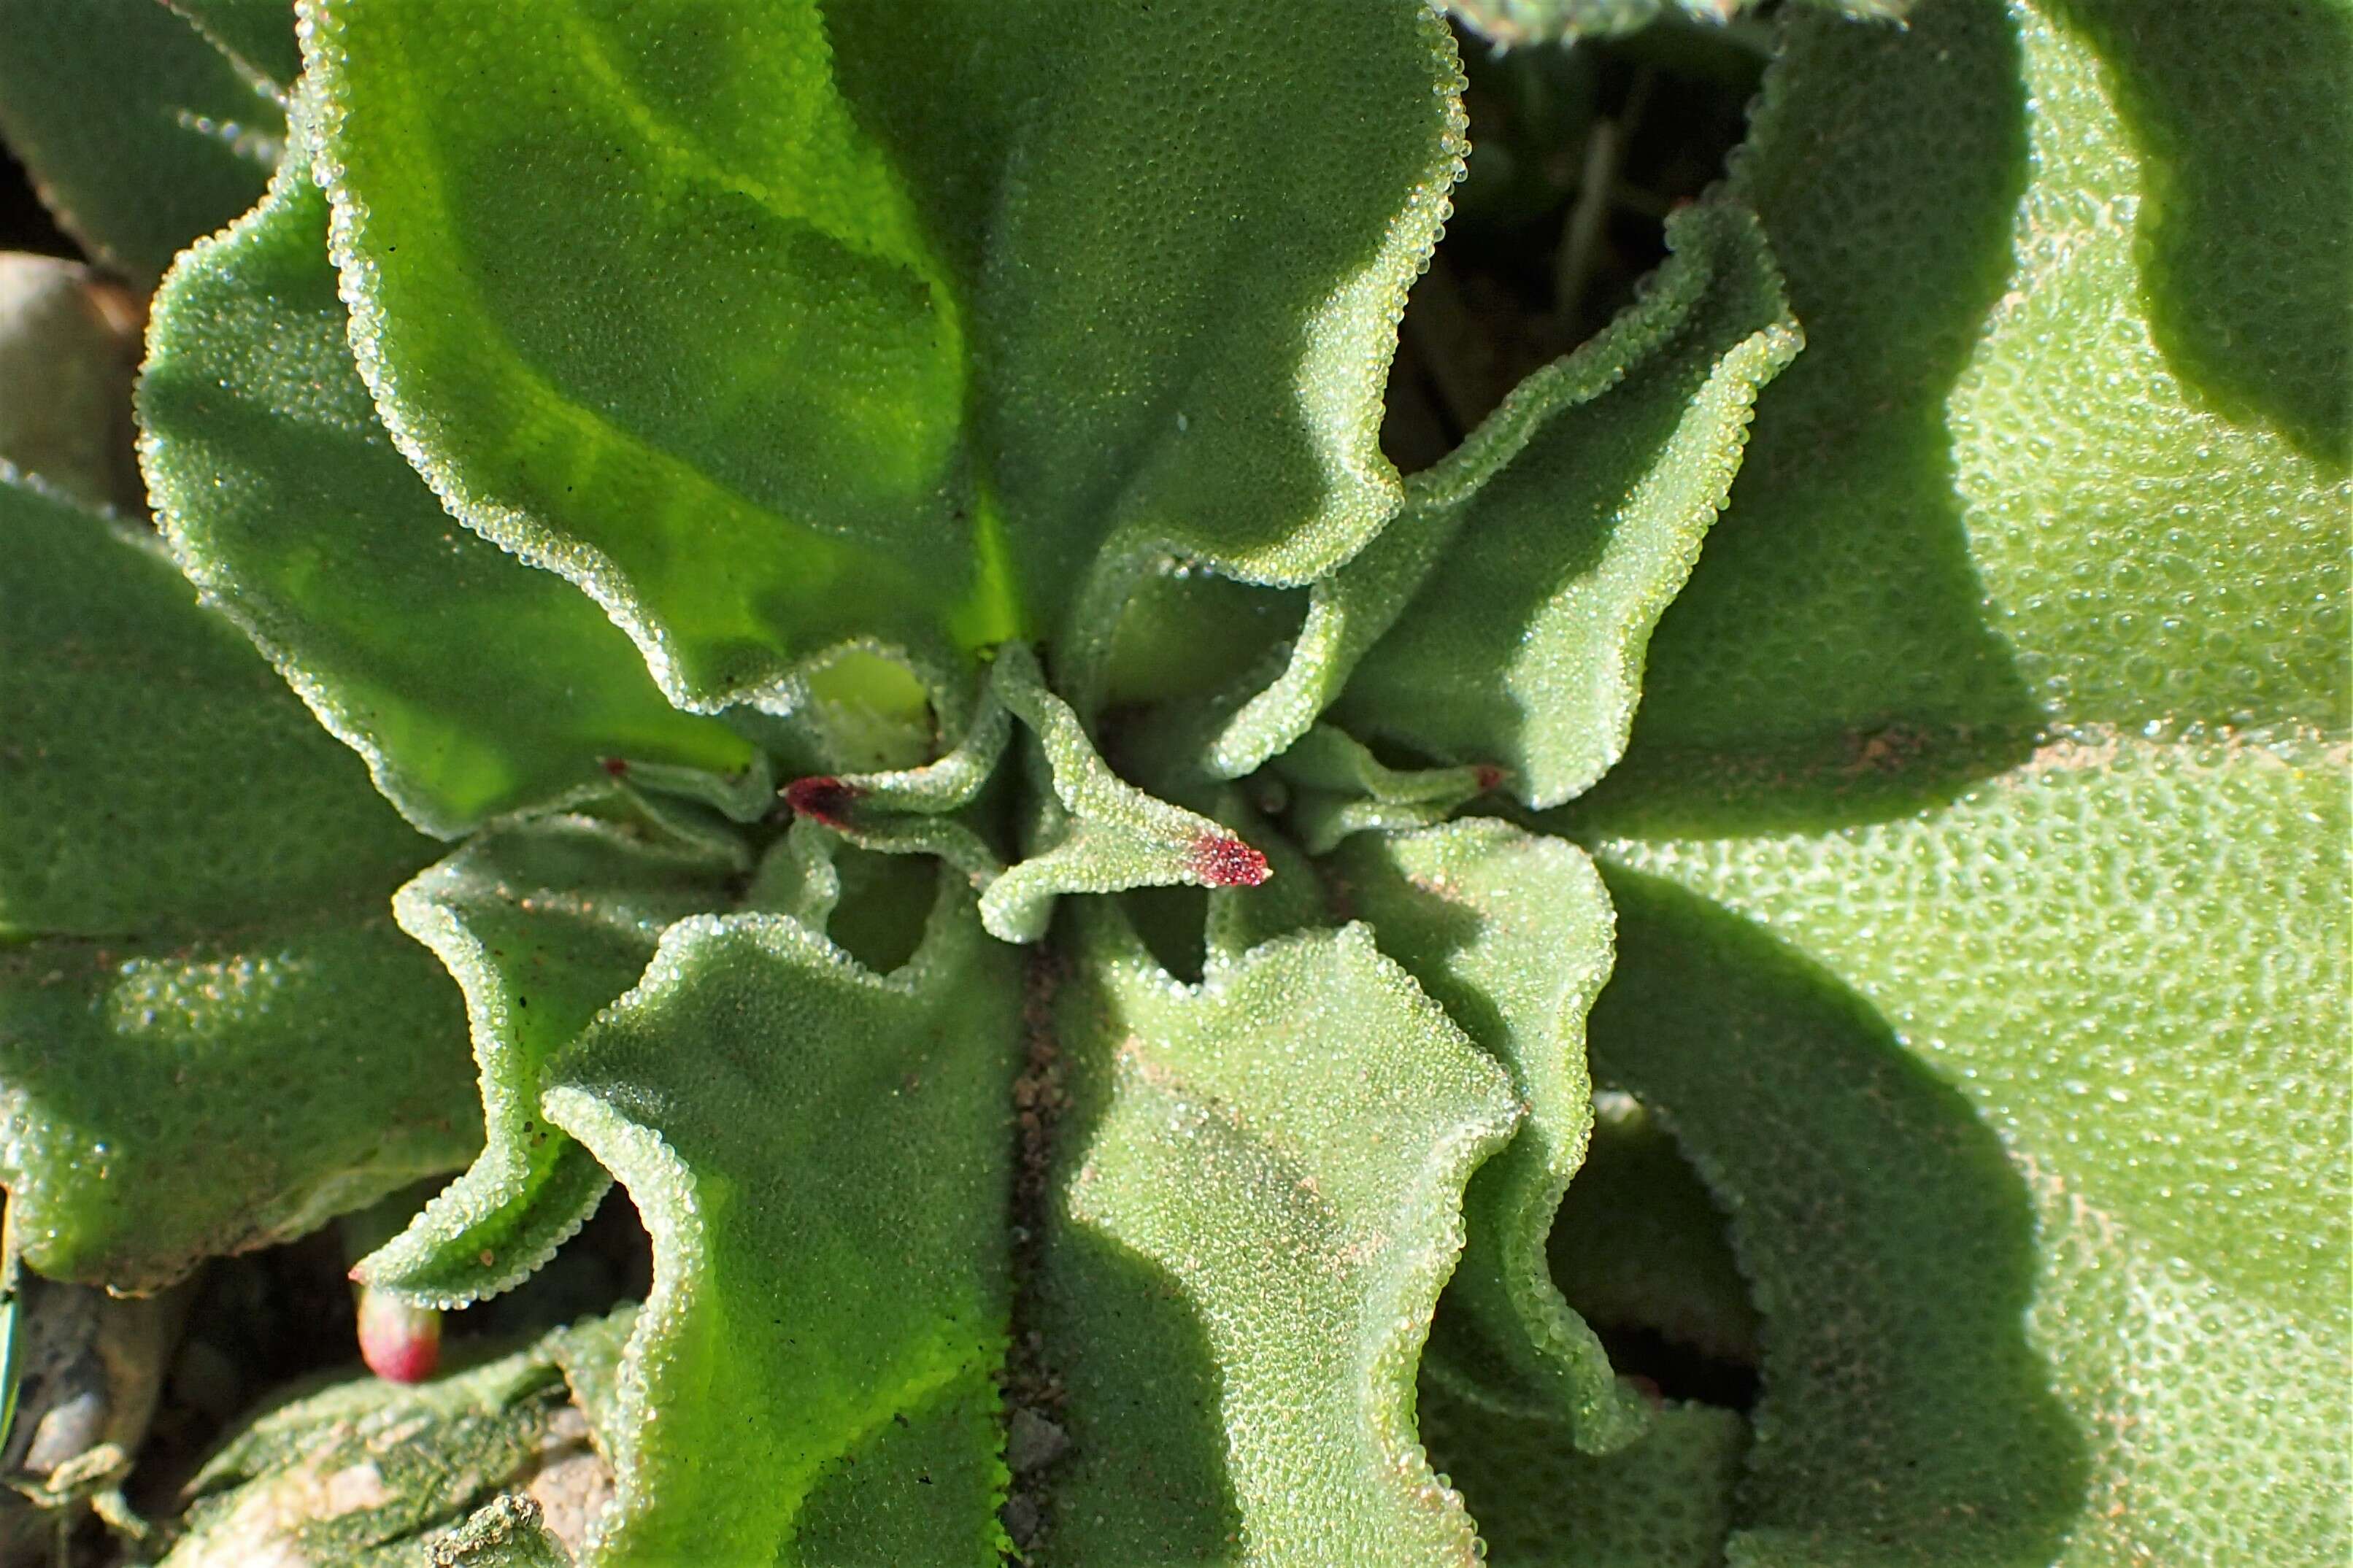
[537,888,1022,1566]
[301,0,1466,711]
[358,806,745,1309]
[1593,733,2349,1564]
[163,1317,616,1568]
[1037,910,1520,1564]
[1333,821,1645,1451]
[1212,201,1798,798]
[1420,1386,1747,1568]
[140,144,766,838]
[1600,0,2349,824]
[0,476,428,938]
[0,0,280,281]
[979,645,1270,943]
[0,254,139,513]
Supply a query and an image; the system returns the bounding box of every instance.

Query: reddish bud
[1472,764,1507,795]
[784,776,863,828]
[356,1286,442,1383]
[1189,833,1271,889]
[601,757,631,777]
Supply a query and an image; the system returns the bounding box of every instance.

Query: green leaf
[140,144,766,839]
[0,255,139,514]
[164,0,304,90]
[1211,201,1800,800]
[979,645,1272,943]
[0,477,487,1291]
[1583,868,2091,1568]
[0,909,477,1293]
[301,0,1466,711]
[1036,909,1520,1564]
[1332,820,1647,1451]
[1591,733,2349,1563]
[1548,1092,1760,1367]
[537,886,1023,1565]
[356,804,746,1309]
[0,0,280,281]
[1600,0,2349,826]
[1270,727,1494,856]
[433,1496,574,1568]
[1420,1386,1747,1568]
[0,476,429,938]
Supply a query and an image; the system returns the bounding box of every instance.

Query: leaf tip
[356,1288,442,1384]
[783,775,862,828]
[1190,833,1271,889]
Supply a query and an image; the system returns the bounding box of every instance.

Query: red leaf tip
[1190,833,1271,889]
[784,776,862,827]
[1472,764,1508,794]
[601,757,631,777]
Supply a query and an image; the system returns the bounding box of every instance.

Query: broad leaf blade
[1038,911,1519,1564]
[1333,820,1647,1451]
[539,889,1022,1566]
[140,147,765,838]
[303,0,1466,709]
[1600,0,2349,827]
[0,477,428,938]
[0,0,281,281]
[359,806,745,1308]
[0,910,477,1292]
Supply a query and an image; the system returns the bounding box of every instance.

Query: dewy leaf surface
[538,887,1022,1567]
[141,141,764,839]
[1036,911,1519,1567]
[360,804,747,1308]
[1331,821,1644,1452]
[1549,9,2350,1559]
[0,0,282,281]
[0,477,427,938]
[1593,736,2350,1565]
[1212,201,1798,795]
[0,479,480,1289]
[302,0,1466,711]
[1596,0,2349,824]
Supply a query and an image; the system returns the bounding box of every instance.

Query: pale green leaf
[433,1496,574,1568]
[1600,0,2349,826]
[1593,734,2349,1564]
[537,886,1023,1566]
[1421,1386,1747,1568]
[0,0,280,281]
[140,144,766,839]
[1211,201,1799,799]
[1037,910,1520,1565]
[1272,727,1495,856]
[980,644,1271,943]
[301,0,1466,712]
[1333,821,1646,1451]
[357,805,745,1309]
[0,254,139,513]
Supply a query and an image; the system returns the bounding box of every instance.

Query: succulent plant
[0,0,2341,1564]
